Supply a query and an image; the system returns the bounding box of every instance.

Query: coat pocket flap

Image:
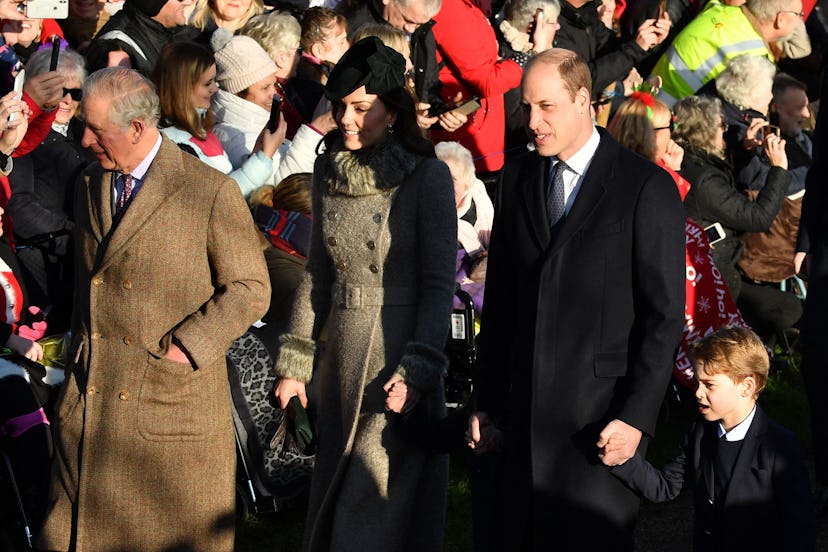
[593,353,628,377]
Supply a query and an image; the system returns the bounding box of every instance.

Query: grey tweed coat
[275,135,457,551]
[38,137,271,551]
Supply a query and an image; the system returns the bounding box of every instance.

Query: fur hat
[211,29,278,95]
[325,36,406,101]
[127,0,168,17]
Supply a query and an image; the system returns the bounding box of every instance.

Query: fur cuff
[274,334,316,383]
[394,342,448,393]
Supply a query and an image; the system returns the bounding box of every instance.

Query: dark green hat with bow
[325,36,407,101]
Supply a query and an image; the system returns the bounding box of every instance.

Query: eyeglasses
[653,120,675,132]
[778,9,805,18]
[63,88,82,101]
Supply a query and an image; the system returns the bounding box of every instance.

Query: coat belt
[333,283,417,309]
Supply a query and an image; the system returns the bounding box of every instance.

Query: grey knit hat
[211,29,278,95]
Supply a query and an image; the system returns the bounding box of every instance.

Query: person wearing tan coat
[37,67,271,552]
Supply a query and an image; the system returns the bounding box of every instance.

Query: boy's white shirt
[718,405,757,442]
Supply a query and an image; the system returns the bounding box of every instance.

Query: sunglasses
[63,88,82,101]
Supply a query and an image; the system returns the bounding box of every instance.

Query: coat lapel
[519,153,552,249]
[84,164,112,243]
[95,138,185,272]
[700,424,717,503]
[546,130,614,257]
[723,407,767,506]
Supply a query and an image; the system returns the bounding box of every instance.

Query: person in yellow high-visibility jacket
[650,0,804,106]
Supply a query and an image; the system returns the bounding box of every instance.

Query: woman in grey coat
[273,37,457,551]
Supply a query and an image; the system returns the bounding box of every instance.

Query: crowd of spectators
[0,0,827,547]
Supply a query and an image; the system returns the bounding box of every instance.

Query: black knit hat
[128,0,168,17]
[324,36,407,101]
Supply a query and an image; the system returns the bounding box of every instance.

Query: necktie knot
[547,161,567,227]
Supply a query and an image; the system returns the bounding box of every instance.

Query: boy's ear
[740,375,757,398]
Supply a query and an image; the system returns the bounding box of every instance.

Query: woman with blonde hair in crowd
[189,0,263,36]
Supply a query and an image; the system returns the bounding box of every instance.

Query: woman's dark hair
[324,86,434,157]
[151,41,216,140]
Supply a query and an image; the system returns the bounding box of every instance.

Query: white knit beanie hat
[211,29,278,95]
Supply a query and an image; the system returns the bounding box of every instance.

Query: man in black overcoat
[469,48,685,551]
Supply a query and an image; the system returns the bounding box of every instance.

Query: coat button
[328,210,337,220]
[122,279,132,289]
[373,213,382,224]
[123,335,134,345]
[118,391,129,401]
[369,263,379,273]
[92,276,103,287]
[87,386,96,396]
[366,240,375,250]
[328,236,338,246]
[91,332,102,340]
[336,260,347,271]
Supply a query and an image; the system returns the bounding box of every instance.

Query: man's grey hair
[746,0,795,22]
[396,0,441,20]
[504,0,561,28]
[25,47,87,84]
[82,67,159,130]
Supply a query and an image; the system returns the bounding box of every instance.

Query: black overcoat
[475,128,686,550]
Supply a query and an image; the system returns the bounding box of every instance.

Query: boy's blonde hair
[689,327,769,398]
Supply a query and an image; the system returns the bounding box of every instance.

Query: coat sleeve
[273,124,324,184]
[610,423,695,502]
[393,158,457,393]
[691,166,789,233]
[620,166,686,435]
[171,178,271,370]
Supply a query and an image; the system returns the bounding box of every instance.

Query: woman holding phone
[151,40,285,198]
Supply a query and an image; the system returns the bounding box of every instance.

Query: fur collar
[323,134,422,197]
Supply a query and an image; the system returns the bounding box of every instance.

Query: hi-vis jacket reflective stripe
[650,1,771,105]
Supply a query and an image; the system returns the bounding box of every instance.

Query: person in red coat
[431,0,524,174]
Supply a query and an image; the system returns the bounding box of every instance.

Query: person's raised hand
[254,112,287,159]
[23,71,65,110]
[764,132,788,169]
[660,139,684,171]
[0,0,27,21]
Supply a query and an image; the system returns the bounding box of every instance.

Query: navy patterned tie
[547,161,567,227]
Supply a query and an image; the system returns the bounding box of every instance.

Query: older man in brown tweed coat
[37,68,270,551]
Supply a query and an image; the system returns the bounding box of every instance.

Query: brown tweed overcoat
[275,136,457,551]
[38,137,270,551]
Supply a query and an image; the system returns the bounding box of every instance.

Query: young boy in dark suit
[602,327,816,551]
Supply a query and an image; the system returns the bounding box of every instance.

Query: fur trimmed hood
[322,134,423,197]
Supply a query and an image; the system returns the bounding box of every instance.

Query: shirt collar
[552,126,600,176]
[125,133,162,181]
[718,404,757,441]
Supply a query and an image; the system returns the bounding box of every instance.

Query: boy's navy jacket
[611,405,815,551]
